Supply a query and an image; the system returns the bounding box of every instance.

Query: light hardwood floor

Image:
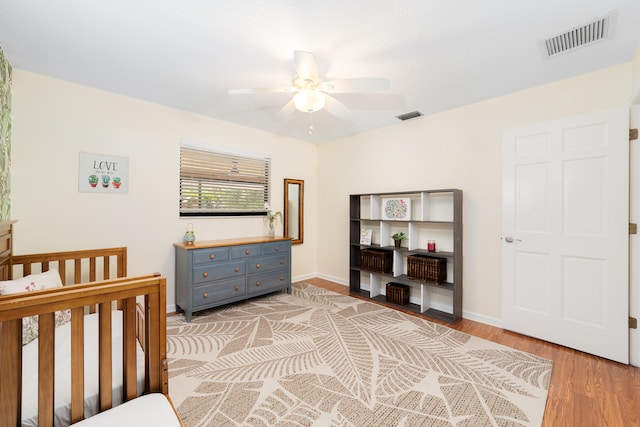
[303,278,640,427]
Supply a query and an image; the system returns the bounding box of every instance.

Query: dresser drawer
[231,244,262,259]
[247,253,289,274]
[193,260,245,285]
[262,241,290,255]
[247,270,290,295]
[193,277,246,308]
[193,247,230,264]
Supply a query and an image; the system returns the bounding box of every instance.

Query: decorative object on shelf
[386,282,410,305]
[264,203,282,237]
[427,240,436,252]
[391,231,407,248]
[360,228,372,245]
[361,248,393,274]
[183,223,196,245]
[407,255,447,284]
[381,198,411,220]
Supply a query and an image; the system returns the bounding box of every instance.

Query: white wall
[10,70,318,311]
[10,62,637,331]
[316,63,633,325]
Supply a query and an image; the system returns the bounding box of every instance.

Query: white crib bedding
[21,310,146,427]
[69,393,181,427]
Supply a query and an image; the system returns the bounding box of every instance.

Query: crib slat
[103,257,110,280]
[89,257,96,282]
[0,319,22,426]
[38,312,56,427]
[74,258,82,284]
[58,261,66,285]
[146,292,161,392]
[88,259,98,314]
[70,307,85,424]
[98,303,112,412]
[123,297,137,401]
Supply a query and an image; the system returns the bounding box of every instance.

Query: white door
[502,108,629,364]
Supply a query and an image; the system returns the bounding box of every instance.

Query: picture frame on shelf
[381,198,411,221]
[360,228,372,245]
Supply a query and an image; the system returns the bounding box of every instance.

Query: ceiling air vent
[396,111,423,121]
[539,11,617,59]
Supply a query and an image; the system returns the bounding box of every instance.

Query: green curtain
[0,47,11,221]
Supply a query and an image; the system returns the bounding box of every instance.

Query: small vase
[268,227,275,237]
[394,239,401,248]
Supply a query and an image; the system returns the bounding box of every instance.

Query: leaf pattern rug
[167,283,552,426]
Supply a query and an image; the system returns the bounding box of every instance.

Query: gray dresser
[174,237,292,322]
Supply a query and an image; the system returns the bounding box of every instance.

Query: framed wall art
[78,152,129,194]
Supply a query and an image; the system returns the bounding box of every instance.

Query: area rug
[166,283,552,427]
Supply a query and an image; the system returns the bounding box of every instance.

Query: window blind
[180,144,270,216]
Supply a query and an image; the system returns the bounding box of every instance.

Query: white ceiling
[1,1,639,143]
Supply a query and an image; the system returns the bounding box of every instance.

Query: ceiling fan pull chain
[308,112,314,135]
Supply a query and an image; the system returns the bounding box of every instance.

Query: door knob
[503,236,522,243]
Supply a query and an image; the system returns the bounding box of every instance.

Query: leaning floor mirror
[284,178,304,244]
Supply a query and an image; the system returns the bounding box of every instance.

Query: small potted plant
[391,232,407,248]
[263,203,282,237]
[112,177,122,189]
[101,175,110,188]
[88,175,99,188]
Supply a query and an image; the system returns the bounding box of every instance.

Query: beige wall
[10,63,635,322]
[10,70,318,310]
[317,63,633,324]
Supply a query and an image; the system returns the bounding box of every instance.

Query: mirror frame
[284,178,304,245]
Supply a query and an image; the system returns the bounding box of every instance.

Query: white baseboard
[308,274,503,328]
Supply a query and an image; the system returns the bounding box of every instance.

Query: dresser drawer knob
[210,254,216,260]
[256,263,261,269]
[202,272,208,278]
[280,259,284,265]
[275,246,279,251]
[203,292,208,299]
[234,286,240,291]
[246,249,251,255]
[280,276,284,281]
[255,281,261,287]
[235,267,240,272]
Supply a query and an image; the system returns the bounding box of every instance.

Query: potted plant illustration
[101,175,110,188]
[391,232,407,248]
[112,177,122,189]
[88,175,99,188]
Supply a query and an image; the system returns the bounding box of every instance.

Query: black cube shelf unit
[349,189,463,323]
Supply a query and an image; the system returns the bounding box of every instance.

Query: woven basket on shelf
[385,282,410,305]
[407,255,446,284]
[360,248,393,274]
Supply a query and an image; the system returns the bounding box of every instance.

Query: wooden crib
[0,221,174,426]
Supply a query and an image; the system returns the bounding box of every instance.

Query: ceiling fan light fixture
[293,90,326,113]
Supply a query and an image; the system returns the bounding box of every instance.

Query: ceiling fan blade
[323,78,390,93]
[229,86,295,94]
[294,50,318,83]
[324,95,351,120]
[274,99,296,121]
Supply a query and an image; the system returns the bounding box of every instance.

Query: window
[179,144,271,216]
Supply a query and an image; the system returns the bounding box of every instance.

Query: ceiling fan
[228,50,390,120]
